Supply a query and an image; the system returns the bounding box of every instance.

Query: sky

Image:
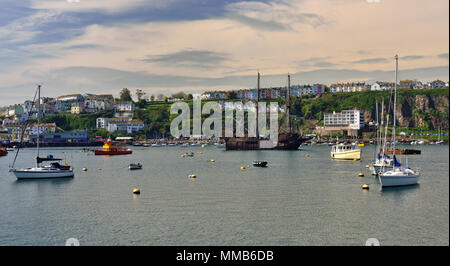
[0,0,448,105]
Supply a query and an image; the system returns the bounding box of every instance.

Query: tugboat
[223,73,309,150]
[94,139,132,155]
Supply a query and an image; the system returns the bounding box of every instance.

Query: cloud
[31,0,171,14]
[437,53,449,59]
[401,55,425,61]
[142,50,229,69]
[352,58,389,64]
[224,1,328,31]
[1,64,447,105]
[296,57,338,68]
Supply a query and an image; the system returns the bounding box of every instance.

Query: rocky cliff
[364,94,449,129]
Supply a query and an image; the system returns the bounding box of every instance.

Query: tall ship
[94,139,132,155]
[10,85,75,179]
[223,73,310,150]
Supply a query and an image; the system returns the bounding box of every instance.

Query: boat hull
[13,169,74,179]
[379,174,419,187]
[224,134,309,151]
[94,150,132,155]
[331,149,361,160]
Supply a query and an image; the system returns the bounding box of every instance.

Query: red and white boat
[94,140,132,155]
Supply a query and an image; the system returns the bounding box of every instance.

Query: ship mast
[392,55,398,154]
[36,84,41,167]
[256,72,260,139]
[287,74,291,134]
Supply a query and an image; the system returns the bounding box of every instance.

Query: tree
[120,88,133,102]
[157,94,165,101]
[171,92,187,99]
[136,89,146,101]
[227,91,237,99]
[150,95,155,101]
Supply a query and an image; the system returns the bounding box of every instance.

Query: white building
[371,82,395,91]
[324,110,365,130]
[114,101,135,112]
[96,117,129,129]
[106,119,145,134]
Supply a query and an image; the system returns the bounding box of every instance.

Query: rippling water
[0,144,448,246]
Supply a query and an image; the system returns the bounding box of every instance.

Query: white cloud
[31,0,172,13]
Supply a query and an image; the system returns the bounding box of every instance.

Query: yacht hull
[13,169,74,179]
[379,174,419,187]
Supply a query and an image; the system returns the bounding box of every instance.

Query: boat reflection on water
[380,183,420,194]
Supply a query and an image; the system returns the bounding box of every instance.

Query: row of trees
[119,88,195,103]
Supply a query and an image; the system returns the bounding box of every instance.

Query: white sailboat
[379,55,420,187]
[10,85,74,179]
[372,98,394,175]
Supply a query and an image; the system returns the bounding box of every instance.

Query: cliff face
[364,94,449,129]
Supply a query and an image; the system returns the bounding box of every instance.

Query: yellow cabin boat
[331,144,361,160]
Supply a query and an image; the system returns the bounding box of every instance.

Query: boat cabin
[331,144,355,153]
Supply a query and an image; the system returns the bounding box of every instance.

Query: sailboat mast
[392,55,398,153]
[37,85,41,167]
[256,72,260,138]
[374,98,378,158]
[287,74,291,134]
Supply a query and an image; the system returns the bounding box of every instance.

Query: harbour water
[0,144,448,246]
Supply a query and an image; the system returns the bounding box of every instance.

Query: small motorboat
[129,163,143,170]
[253,160,268,167]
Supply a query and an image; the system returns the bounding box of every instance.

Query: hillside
[292,88,449,131]
[37,88,449,138]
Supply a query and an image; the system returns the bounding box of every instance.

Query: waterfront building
[321,109,365,136]
[106,119,145,134]
[96,117,129,129]
[30,131,89,143]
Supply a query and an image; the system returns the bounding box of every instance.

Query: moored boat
[10,85,74,179]
[94,140,132,155]
[0,145,8,156]
[253,160,268,167]
[378,55,420,187]
[129,163,142,170]
[331,144,361,160]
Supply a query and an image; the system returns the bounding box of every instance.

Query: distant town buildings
[370,82,395,91]
[0,78,447,139]
[330,82,370,93]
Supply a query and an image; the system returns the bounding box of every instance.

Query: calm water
[0,144,448,246]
